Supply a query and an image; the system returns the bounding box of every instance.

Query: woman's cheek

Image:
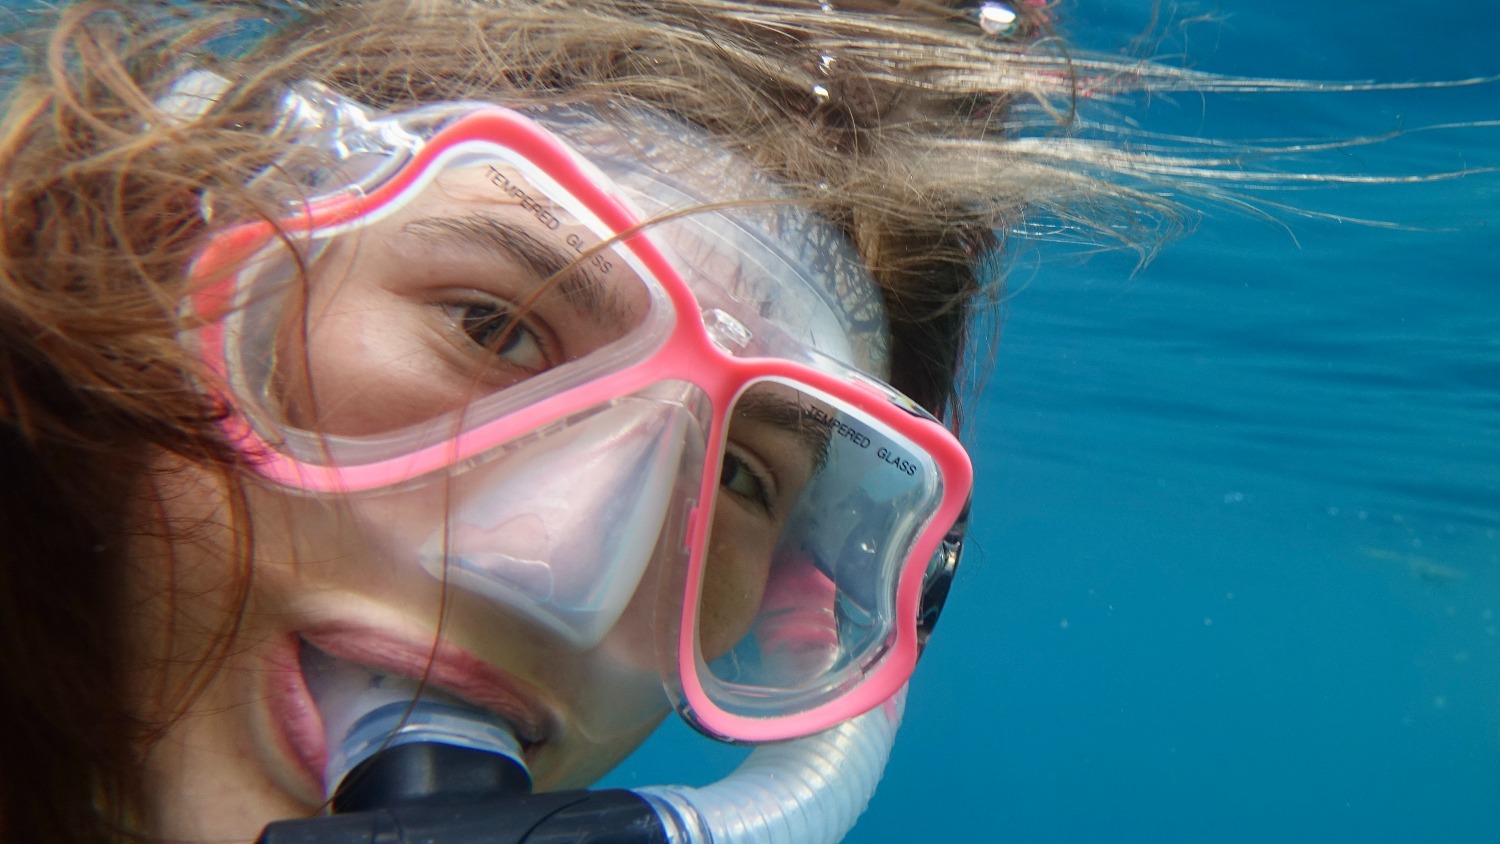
[280,289,458,436]
[695,507,776,659]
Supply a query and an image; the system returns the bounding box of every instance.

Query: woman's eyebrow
[733,391,832,472]
[402,213,637,332]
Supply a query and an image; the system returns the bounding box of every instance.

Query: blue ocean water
[608,2,1500,842]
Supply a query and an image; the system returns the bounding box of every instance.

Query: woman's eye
[448,301,550,372]
[720,449,774,514]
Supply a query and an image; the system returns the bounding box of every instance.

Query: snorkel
[257,653,906,844]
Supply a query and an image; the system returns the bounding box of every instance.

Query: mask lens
[224,149,659,451]
[695,380,947,717]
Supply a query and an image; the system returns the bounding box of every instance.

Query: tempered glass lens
[696,380,946,716]
[226,150,657,446]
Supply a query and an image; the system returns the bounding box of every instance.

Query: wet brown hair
[0,0,1218,839]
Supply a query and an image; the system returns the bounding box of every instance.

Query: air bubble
[975,2,1019,36]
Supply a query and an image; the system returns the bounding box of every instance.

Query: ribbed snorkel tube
[640,689,905,844]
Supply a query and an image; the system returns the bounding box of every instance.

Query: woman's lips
[297,624,553,745]
[264,633,329,794]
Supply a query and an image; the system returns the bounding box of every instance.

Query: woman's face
[126,158,859,842]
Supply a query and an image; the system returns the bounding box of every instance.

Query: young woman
[0,1,1184,841]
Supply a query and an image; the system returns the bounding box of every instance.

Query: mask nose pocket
[419,394,703,647]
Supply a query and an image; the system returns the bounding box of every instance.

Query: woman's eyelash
[458,302,521,348]
[442,298,553,372]
[720,447,777,515]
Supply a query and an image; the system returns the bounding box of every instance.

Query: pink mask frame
[187,105,973,743]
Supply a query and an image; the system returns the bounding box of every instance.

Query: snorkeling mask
[168,68,971,842]
[180,73,972,746]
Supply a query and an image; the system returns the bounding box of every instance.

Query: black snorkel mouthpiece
[255,649,669,844]
[329,740,532,813]
[256,739,668,843]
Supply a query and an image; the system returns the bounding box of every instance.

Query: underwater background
[610,1,1500,841]
[5,0,1492,840]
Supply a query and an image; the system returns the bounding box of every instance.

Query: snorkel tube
[256,653,903,844]
[642,694,903,844]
